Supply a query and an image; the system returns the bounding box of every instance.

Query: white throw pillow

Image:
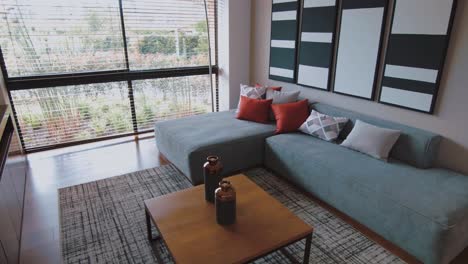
[341,120,401,161]
[299,110,349,142]
[236,84,267,112]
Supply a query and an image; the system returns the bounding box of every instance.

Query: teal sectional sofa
[154,102,468,264]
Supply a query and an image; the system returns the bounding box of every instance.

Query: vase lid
[207,155,218,164]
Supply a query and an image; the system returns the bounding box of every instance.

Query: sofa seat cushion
[155,110,276,185]
[265,133,468,264]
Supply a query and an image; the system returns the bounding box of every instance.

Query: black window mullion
[6,66,217,90]
[118,0,138,133]
[127,80,138,133]
[118,0,130,70]
[213,0,219,112]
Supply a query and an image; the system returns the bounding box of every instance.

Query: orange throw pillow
[272,99,309,134]
[237,96,273,124]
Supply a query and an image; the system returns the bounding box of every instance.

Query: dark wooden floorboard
[19,135,168,264]
[17,135,467,264]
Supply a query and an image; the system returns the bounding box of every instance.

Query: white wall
[250,0,468,174]
[218,0,251,110]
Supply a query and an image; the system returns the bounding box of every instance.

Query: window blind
[10,82,133,149]
[133,74,214,131]
[0,0,218,151]
[11,75,213,149]
[122,0,217,70]
[0,0,126,77]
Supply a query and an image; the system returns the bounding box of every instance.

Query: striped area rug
[59,164,405,264]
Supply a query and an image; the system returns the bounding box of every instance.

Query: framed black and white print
[333,0,388,100]
[379,0,457,114]
[269,0,300,83]
[296,0,338,91]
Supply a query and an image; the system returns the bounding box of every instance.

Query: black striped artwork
[379,0,457,113]
[333,0,388,100]
[269,0,299,83]
[342,0,387,9]
[297,0,338,91]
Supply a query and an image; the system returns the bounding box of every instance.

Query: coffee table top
[144,174,313,264]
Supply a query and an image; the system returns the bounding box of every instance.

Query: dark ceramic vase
[203,156,223,203]
[215,180,236,225]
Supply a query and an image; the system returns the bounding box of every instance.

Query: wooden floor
[19,135,168,264]
[17,135,468,264]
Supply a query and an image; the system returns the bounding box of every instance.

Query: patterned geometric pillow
[236,84,267,112]
[299,110,349,142]
[240,84,266,99]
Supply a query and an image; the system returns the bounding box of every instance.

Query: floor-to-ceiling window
[0,0,217,152]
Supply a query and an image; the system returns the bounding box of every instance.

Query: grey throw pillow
[341,120,401,161]
[266,90,300,120]
[266,89,300,104]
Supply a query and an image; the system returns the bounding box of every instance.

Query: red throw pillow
[271,99,309,134]
[255,83,282,91]
[237,96,273,124]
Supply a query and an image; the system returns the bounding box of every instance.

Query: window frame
[0,0,218,153]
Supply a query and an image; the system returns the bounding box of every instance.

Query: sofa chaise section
[263,99,468,264]
[155,110,276,185]
[265,133,468,264]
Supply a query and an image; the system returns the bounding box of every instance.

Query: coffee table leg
[303,234,312,264]
[146,209,161,241]
[279,233,313,264]
[146,209,153,241]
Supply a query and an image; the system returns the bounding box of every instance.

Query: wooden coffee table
[144,174,313,264]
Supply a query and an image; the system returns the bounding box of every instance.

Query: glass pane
[0,0,126,77]
[133,75,213,131]
[123,0,216,70]
[11,82,133,149]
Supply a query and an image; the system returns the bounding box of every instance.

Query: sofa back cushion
[311,103,441,169]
